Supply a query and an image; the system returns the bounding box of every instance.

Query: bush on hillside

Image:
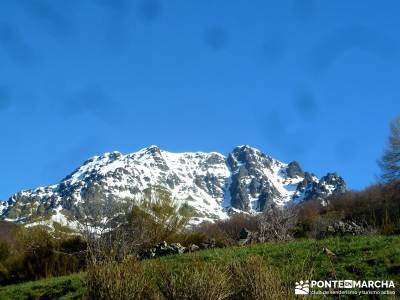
[125,195,191,249]
[84,191,192,263]
[85,255,294,300]
[86,258,160,300]
[0,226,86,285]
[195,213,258,247]
[294,181,400,237]
[229,256,291,300]
[166,231,208,247]
[325,181,400,235]
[257,207,297,242]
[0,241,10,262]
[154,262,232,300]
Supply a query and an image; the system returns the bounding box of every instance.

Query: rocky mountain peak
[141,145,162,155]
[287,161,305,178]
[0,146,347,229]
[227,145,274,171]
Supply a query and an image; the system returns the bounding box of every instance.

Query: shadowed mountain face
[0,145,346,227]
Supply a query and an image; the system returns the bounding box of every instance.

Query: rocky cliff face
[0,145,346,228]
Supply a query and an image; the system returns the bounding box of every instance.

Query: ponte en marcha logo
[295,280,396,296]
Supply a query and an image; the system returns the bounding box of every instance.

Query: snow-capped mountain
[0,145,346,227]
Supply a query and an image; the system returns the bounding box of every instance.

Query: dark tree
[378,115,400,183]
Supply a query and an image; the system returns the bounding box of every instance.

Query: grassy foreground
[0,235,399,299]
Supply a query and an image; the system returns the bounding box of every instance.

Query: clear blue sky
[0,0,399,199]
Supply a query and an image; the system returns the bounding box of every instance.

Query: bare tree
[378,115,400,183]
[79,191,131,264]
[257,206,298,242]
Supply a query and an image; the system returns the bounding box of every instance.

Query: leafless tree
[79,190,133,264]
[257,206,298,242]
[378,115,400,183]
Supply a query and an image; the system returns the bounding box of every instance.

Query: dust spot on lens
[293,87,318,121]
[138,0,162,21]
[205,26,228,51]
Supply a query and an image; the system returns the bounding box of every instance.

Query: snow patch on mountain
[0,145,346,228]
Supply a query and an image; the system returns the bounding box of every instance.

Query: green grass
[1,235,399,299]
[0,273,85,300]
[153,235,400,282]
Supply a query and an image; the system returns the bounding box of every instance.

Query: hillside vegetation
[0,180,399,299]
[0,235,398,299]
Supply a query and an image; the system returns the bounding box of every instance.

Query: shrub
[294,200,324,238]
[86,259,160,300]
[0,254,25,284]
[195,214,258,247]
[126,192,192,247]
[215,214,258,240]
[294,181,400,237]
[167,231,208,247]
[195,222,234,247]
[14,227,85,280]
[326,181,400,234]
[84,192,192,262]
[0,221,19,246]
[0,227,87,284]
[229,256,291,300]
[257,207,297,242]
[0,241,10,262]
[0,263,9,283]
[154,262,232,300]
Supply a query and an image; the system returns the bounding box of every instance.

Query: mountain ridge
[0,145,346,228]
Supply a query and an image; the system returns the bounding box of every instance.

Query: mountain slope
[0,145,346,227]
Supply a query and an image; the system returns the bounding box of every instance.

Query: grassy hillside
[0,273,84,300]
[0,235,399,299]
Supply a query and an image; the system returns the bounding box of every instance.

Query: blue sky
[0,0,399,199]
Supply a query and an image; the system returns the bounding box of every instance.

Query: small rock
[170,243,186,254]
[188,244,200,252]
[323,247,336,257]
[239,228,252,240]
